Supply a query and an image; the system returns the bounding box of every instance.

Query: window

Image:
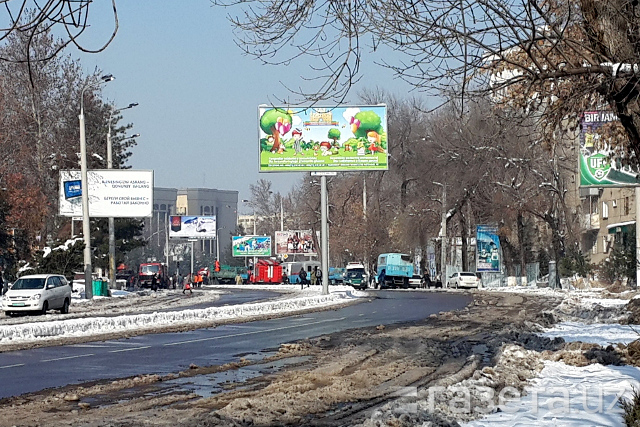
[602,202,609,219]
[160,204,166,211]
[625,197,630,215]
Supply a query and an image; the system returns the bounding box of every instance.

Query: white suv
[2,274,71,316]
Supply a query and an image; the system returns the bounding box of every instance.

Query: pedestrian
[182,276,192,295]
[378,269,386,289]
[235,273,243,285]
[311,267,317,286]
[151,273,158,291]
[316,267,322,285]
[422,271,432,289]
[194,273,203,288]
[299,268,307,289]
[0,267,6,296]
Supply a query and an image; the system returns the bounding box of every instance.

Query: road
[0,290,471,399]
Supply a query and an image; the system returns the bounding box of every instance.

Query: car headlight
[30,294,42,300]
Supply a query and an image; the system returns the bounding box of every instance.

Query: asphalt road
[0,290,471,399]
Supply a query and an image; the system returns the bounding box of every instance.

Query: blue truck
[376,253,414,289]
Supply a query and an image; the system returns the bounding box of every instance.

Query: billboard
[476,225,500,273]
[169,216,217,239]
[258,105,388,172]
[232,235,272,257]
[580,111,640,186]
[59,170,153,217]
[275,230,316,255]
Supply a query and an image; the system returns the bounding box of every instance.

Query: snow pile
[542,322,640,347]
[464,361,640,426]
[0,290,362,345]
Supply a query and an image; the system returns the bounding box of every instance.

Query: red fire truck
[137,262,168,289]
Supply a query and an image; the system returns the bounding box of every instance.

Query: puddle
[82,355,312,407]
[165,355,312,398]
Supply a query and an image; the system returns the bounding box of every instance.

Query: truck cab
[376,253,414,289]
[137,263,168,289]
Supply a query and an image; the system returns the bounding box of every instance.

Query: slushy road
[0,290,471,398]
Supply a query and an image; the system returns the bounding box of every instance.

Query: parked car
[1,274,72,316]
[446,272,481,289]
[408,274,423,289]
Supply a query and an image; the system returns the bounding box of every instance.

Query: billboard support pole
[190,240,194,277]
[321,176,329,295]
[635,187,640,286]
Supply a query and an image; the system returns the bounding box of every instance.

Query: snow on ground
[458,286,640,426]
[464,361,640,426]
[542,322,640,347]
[0,286,365,346]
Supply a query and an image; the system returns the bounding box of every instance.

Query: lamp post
[433,182,447,281]
[107,102,138,291]
[79,74,114,299]
[216,226,226,263]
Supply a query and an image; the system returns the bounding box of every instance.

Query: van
[1,274,72,316]
[281,261,321,284]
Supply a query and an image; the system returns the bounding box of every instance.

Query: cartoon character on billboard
[260,108,292,153]
[290,128,305,156]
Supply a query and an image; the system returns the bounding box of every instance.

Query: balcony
[581,213,600,231]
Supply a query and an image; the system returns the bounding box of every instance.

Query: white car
[2,274,72,316]
[446,272,481,289]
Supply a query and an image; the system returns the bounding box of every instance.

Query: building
[142,187,239,269]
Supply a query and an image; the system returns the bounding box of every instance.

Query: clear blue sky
[75,1,418,208]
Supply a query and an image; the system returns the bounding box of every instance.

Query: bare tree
[0,2,118,85]
[215,0,640,162]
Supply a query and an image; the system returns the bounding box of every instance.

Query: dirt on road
[0,291,580,427]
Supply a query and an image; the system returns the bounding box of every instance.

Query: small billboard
[275,230,316,255]
[476,225,500,273]
[580,111,640,186]
[169,216,217,239]
[232,235,272,257]
[59,170,153,217]
[258,105,388,172]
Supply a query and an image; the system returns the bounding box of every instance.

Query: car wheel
[4,311,12,317]
[60,298,70,314]
[40,301,48,315]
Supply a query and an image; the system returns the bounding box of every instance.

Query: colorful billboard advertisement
[59,170,153,217]
[169,216,217,240]
[232,235,272,257]
[275,230,316,255]
[476,225,500,273]
[580,111,640,186]
[258,105,388,172]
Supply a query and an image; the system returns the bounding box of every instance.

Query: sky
[70,0,418,208]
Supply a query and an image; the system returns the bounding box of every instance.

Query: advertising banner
[59,170,153,217]
[258,105,388,172]
[476,225,500,273]
[275,230,316,255]
[580,111,640,186]
[232,235,272,257]
[169,216,217,239]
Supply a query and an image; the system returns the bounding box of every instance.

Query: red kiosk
[249,259,283,284]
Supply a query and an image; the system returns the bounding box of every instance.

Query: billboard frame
[258,104,388,172]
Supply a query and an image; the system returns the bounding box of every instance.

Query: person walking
[299,268,307,289]
[182,274,192,295]
[151,273,158,291]
[316,267,323,286]
[310,267,317,287]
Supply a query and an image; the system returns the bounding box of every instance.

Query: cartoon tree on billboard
[260,108,292,153]
[328,128,341,146]
[349,110,387,149]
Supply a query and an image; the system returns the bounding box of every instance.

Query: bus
[281,261,321,284]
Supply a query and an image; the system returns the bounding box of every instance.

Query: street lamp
[79,73,114,299]
[432,181,447,281]
[216,226,226,263]
[106,102,139,291]
[241,199,257,235]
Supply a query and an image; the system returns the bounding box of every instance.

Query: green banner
[580,111,640,186]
